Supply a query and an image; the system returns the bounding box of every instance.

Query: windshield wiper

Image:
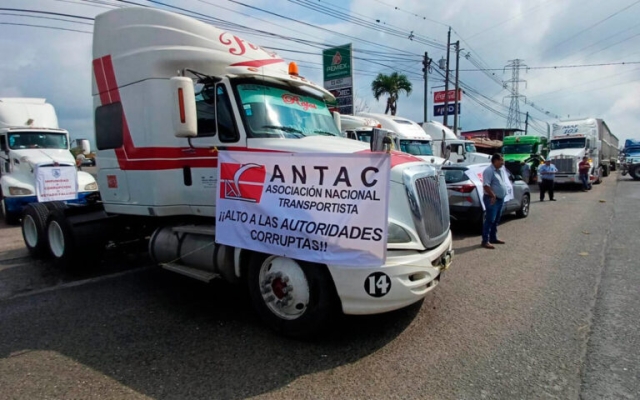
[262,125,305,137]
[313,130,337,136]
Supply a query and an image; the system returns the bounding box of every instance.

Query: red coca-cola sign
[434,89,462,103]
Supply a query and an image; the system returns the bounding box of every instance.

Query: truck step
[172,225,215,236]
[161,262,219,282]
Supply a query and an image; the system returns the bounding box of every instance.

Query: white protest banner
[35,165,78,202]
[215,151,390,267]
[464,165,513,211]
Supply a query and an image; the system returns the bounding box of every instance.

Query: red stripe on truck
[92,56,422,171]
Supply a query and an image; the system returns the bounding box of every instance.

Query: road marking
[1,266,156,302]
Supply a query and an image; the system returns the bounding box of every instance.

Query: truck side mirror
[332,111,341,132]
[170,77,198,138]
[457,146,463,155]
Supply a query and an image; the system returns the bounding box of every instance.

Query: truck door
[188,82,243,210]
[0,135,8,175]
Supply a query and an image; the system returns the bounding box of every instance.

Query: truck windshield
[234,81,340,138]
[8,132,68,150]
[502,144,533,154]
[399,139,433,156]
[465,143,477,153]
[550,137,586,150]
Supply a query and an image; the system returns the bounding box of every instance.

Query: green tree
[371,72,413,116]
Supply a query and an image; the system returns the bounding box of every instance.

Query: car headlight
[9,186,33,195]
[388,222,412,243]
[84,182,98,191]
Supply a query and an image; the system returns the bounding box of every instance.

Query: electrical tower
[503,59,527,130]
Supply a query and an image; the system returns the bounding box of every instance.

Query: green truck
[502,135,548,184]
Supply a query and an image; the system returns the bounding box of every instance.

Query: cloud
[0,0,638,145]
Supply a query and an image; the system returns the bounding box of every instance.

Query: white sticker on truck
[215,151,390,267]
[35,166,78,202]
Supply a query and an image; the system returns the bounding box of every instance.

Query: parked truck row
[12,7,454,337]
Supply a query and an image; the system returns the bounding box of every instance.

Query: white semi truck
[548,118,617,185]
[21,7,454,336]
[422,121,490,165]
[0,98,98,225]
[355,112,449,166]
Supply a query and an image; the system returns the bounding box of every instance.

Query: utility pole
[422,52,430,123]
[453,40,461,135]
[443,27,451,127]
[524,112,529,135]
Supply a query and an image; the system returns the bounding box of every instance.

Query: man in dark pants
[481,153,508,249]
[578,156,591,192]
[537,159,557,201]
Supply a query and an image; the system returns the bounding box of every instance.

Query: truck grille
[403,165,450,249]
[553,158,575,174]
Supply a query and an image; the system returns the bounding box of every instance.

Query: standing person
[481,153,508,249]
[538,159,558,201]
[578,156,591,192]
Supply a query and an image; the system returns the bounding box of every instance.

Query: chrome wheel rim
[258,256,310,320]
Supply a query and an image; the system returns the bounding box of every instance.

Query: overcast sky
[1,0,639,148]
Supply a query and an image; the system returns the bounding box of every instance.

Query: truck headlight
[388,223,412,243]
[9,187,33,195]
[84,182,98,191]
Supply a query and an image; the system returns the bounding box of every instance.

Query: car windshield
[443,168,468,183]
[550,138,586,150]
[399,139,433,156]
[233,81,340,139]
[8,131,68,150]
[465,142,477,152]
[502,144,533,154]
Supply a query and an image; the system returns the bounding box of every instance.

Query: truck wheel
[516,194,530,218]
[247,254,338,338]
[602,164,610,177]
[46,210,82,269]
[631,165,640,181]
[22,203,51,259]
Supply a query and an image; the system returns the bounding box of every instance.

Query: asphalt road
[0,173,637,399]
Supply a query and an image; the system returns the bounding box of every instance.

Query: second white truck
[0,98,98,225]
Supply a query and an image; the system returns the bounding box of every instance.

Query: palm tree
[371,72,413,116]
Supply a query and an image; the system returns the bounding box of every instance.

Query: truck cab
[0,98,98,224]
[355,113,449,166]
[19,7,454,337]
[501,135,548,184]
[422,121,490,165]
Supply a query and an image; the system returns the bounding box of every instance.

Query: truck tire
[516,194,530,218]
[602,164,610,177]
[0,190,20,225]
[21,203,51,259]
[631,165,640,181]
[247,253,338,338]
[46,209,83,269]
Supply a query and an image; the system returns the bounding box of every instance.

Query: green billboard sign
[323,44,352,82]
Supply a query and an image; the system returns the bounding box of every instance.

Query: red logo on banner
[220,163,267,203]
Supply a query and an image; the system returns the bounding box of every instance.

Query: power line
[458,61,640,71]
[0,21,92,33]
[543,0,640,54]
